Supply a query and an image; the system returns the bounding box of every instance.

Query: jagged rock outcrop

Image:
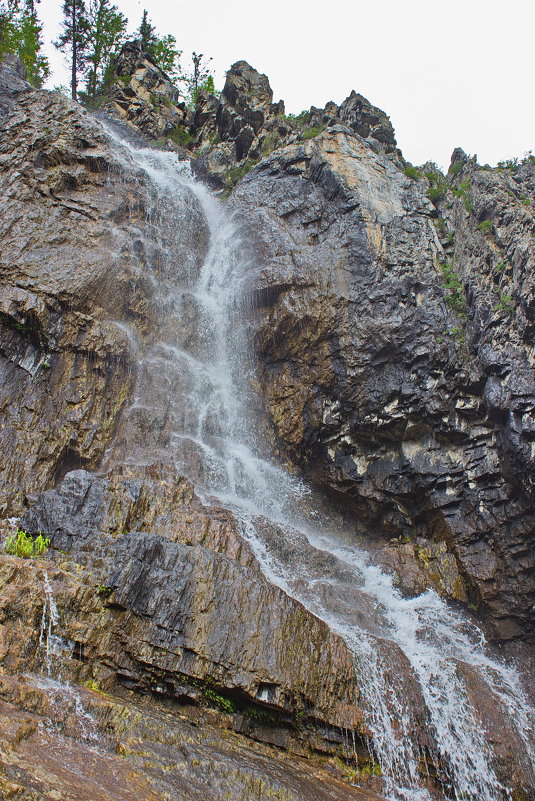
[231,128,535,642]
[101,50,402,191]
[101,40,187,140]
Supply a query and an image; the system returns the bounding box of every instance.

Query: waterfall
[103,127,535,801]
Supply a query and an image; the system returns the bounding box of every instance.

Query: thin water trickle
[103,127,535,801]
[35,571,99,744]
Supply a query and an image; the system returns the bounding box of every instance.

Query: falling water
[103,127,535,801]
[35,571,98,743]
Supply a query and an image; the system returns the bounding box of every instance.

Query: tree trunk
[71,1,77,100]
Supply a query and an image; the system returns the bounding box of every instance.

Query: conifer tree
[55,0,89,100]
[137,9,156,54]
[84,0,126,97]
[136,10,181,81]
[0,0,49,86]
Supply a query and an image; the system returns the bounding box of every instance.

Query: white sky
[39,0,534,170]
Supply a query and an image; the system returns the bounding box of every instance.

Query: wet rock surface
[0,673,383,801]
[231,127,535,642]
[1,45,535,801]
[18,470,362,734]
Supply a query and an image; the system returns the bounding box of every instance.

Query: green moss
[301,125,324,140]
[477,219,493,234]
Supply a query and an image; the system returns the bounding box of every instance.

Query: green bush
[493,294,514,315]
[302,126,324,140]
[448,161,464,176]
[166,125,195,147]
[5,529,50,558]
[440,261,467,315]
[282,110,311,127]
[425,166,448,203]
[404,164,422,180]
[477,220,493,234]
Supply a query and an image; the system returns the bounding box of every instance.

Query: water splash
[102,128,535,801]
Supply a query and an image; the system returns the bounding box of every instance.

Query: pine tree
[54,0,89,100]
[137,9,156,54]
[0,0,49,86]
[84,0,126,97]
[136,10,181,81]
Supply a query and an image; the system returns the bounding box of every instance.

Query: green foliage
[477,219,493,234]
[202,687,236,713]
[448,160,464,176]
[452,179,473,213]
[0,0,49,86]
[55,0,91,99]
[152,34,181,80]
[83,0,127,98]
[425,164,448,203]
[434,217,447,238]
[519,194,532,206]
[493,293,514,315]
[301,125,324,140]
[137,11,182,81]
[404,164,422,180]
[166,124,194,147]
[5,529,50,558]
[182,51,214,107]
[226,158,258,185]
[282,110,311,127]
[137,8,156,52]
[440,261,467,315]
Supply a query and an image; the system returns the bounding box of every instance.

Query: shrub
[404,164,421,180]
[477,219,493,234]
[166,125,195,147]
[448,161,464,176]
[282,110,311,127]
[5,529,50,558]
[425,166,448,203]
[440,261,467,315]
[493,294,514,315]
[301,126,324,140]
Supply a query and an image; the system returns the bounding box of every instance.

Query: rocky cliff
[0,45,534,801]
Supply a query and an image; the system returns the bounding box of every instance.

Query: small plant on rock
[404,164,422,180]
[301,125,324,140]
[4,529,50,558]
[440,261,467,315]
[493,293,514,315]
[477,219,493,234]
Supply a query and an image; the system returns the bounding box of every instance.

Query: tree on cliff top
[54,0,89,100]
[0,0,49,86]
[136,9,182,81]
[84,0,127,97]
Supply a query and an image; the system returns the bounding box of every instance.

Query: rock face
[231,129,535,641]
[1,47,535,801]
[101,40,187,140]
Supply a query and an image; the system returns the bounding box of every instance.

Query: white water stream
[104,128,535,801]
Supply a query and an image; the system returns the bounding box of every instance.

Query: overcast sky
[39,0,534,170]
